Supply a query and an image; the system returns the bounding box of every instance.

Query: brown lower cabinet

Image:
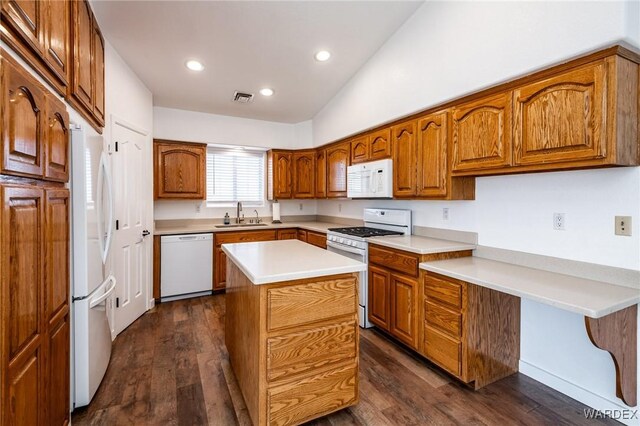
[1,182,70,425]
[276,229,297,240]
[368,244,519,389]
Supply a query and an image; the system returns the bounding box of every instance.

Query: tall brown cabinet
[1,17,75,426]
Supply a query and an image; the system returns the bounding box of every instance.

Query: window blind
[206,147,265,205]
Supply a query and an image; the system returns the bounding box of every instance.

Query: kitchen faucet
[236,201,244,224]
[254,209,261,224]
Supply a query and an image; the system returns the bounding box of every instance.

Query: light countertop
[222,240,366,285]
[368,235,476,255]
[420,257,640,318]
[153,220,342,236]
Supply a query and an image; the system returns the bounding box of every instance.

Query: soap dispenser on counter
[224,213,230,225]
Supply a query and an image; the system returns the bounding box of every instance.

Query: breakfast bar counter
[222,240,366,426]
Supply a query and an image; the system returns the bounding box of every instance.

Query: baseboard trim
[519,360,637,425]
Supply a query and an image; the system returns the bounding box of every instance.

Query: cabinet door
[45,189,69,323]
[297,229,307,242]
[306,231,326,249]
[1,184,45,424]
[2,58,45,178]
[273,152,292,199]
[292,151,315,199]
[1,0,43,54]
[314,149,326,198]
[390,273,419,350]
[214,248,226,290]
[368,264,391,331]
[42,0,70,84]
[350,135,369,164]
[48,314,70,426]
[452,92,512,172]
[392,120,417,197]
[72,0,94,111]
[44,96,70,182]
[154,143,206,199]
[513,62,606,166]
[326,142,349,198]
[92,21,105,125]
[417,111,448,197]
[369,128,391,161]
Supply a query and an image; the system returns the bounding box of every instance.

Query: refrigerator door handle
[89,275,117,309]
[97,152,114,264]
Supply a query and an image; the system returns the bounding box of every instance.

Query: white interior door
[111,121,150,335]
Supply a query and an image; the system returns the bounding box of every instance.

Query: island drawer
[369,244,419,277]
[267,277,357,331]
[268,363,357,425]
[267,320,357,382]
[425,300,462,338]
[424,273,463,309]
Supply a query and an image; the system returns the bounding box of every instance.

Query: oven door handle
[327,240,365,255]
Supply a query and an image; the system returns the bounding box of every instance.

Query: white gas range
[326,208,412,328]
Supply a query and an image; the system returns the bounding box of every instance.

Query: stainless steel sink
[214,223,268,228]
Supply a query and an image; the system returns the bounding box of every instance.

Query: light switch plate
[615,216,632,236]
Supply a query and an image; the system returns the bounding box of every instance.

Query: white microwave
[347,159,393,198]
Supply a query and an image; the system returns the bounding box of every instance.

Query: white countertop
[154,220,342,236]
[369,235,477,255]
[222,240,366,285]
[420,257,640,318]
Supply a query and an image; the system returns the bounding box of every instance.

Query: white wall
[153,107,316,220]
[312,0,640,419]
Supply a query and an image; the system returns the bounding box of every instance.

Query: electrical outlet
[299,203,303,211]
[553,213,565,230]
[338,204,342,213]
[615,216,632,236]
[442,208,449,220]
[195,203,201,213]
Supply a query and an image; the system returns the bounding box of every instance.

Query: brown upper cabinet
[1,0,105,132]
[513,59,627,169]
[314,148,327,198]
[154,140,207,200]
[292,150,315,199]
[267,150,292,200]
[451,91,513,173]
[326,141,350,198]
[1,54,69,183]
[351,128,392,164]
[70,0,105,130]
[392,120,417,197]
[416,111,448,197]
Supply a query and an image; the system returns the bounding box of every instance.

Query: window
[206,147,265,206]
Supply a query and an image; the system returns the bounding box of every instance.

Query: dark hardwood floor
[72,295,617,426]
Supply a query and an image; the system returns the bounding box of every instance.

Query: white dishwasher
[161,233,213,302]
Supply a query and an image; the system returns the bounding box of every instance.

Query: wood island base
[224,260,360,426]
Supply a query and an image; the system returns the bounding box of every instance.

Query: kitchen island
[222,240,366,426]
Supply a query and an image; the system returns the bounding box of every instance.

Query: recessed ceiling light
[185,60,204,71]
[259,88,274,97]
[315,50,331,62]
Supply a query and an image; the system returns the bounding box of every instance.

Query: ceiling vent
[233,91,254,103]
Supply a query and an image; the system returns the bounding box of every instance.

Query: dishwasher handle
[161,233,213,243]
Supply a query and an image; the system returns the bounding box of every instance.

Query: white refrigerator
[70,125,116,408]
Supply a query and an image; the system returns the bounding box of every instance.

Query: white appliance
[326,208,411,328]
[71,126,116,408]
[347,159,393,199]
[160,234,213,302]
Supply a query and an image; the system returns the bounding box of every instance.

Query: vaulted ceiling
[91,1,423,123]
